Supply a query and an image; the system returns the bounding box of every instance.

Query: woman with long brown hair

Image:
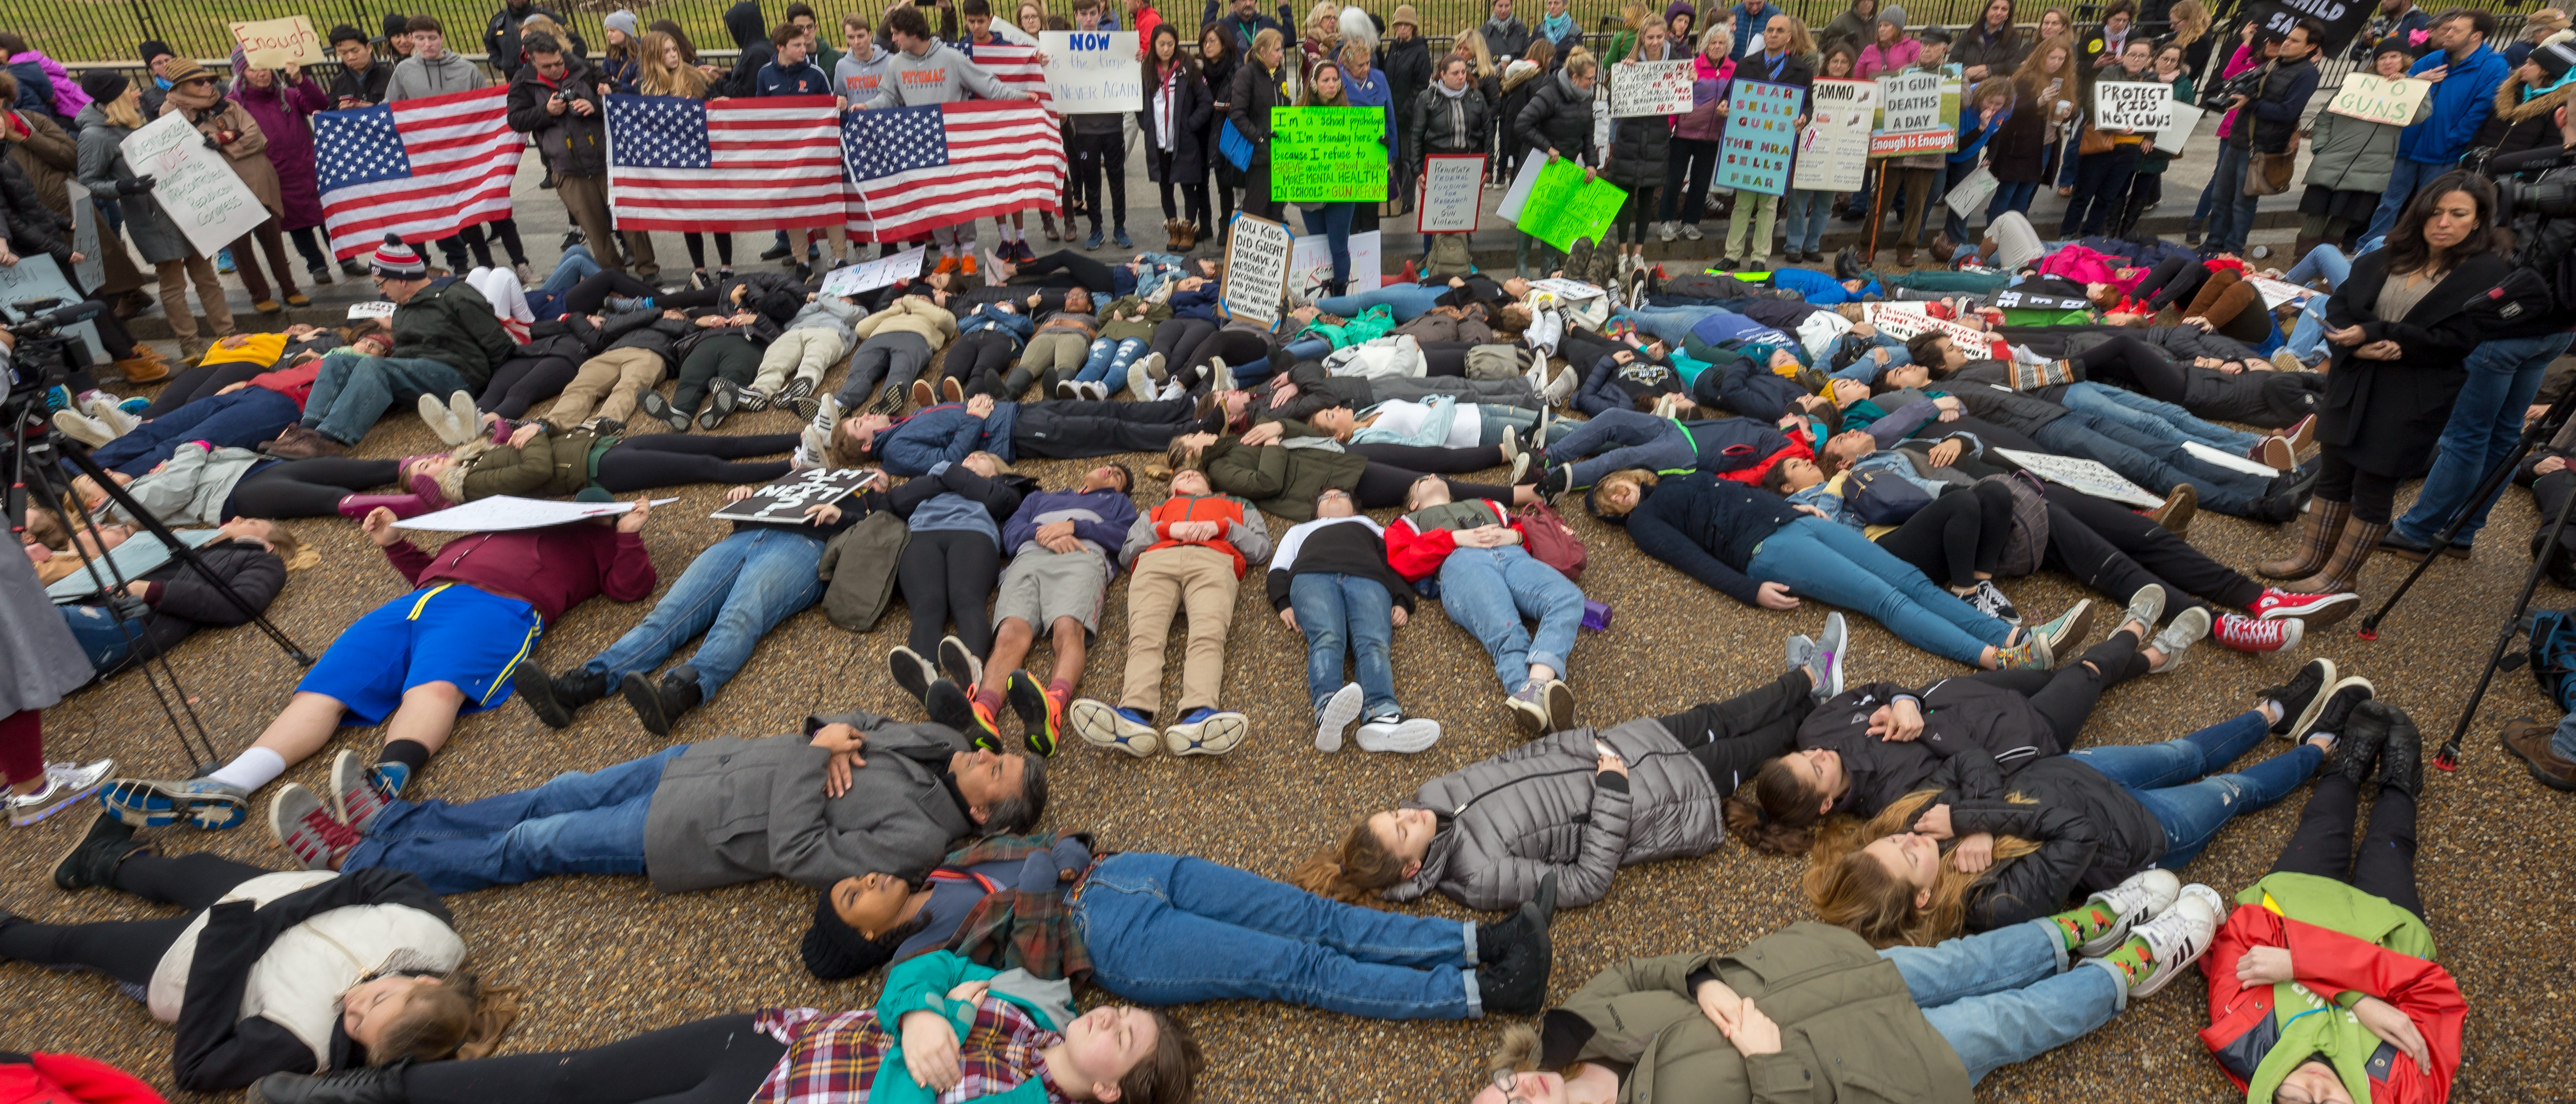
[1986,32,2076,220]
[1141,23,1211,248]
[636,30,733,285]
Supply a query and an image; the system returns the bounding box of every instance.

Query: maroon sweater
[381,524,655,624]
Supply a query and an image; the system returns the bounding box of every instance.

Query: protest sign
[708,469,884,523]
[1609,59,1695,116]
[1271,106,1389,202]
[1039,30,1142,111]
[1943,165,1997,217]
[1864,301,1998,353]
[2246,0,2373,53]
[1221,213,1294,327]
[1717,79,1802,195]
[394,496,680,532]
[69,199,103,289]
[820,245,927,297]
[1516,158,1627,251]
[229,16,325,69]
[2092,80,2172,131]
[2154,102,2203,155]
[48,530,224,604]
[346,300,397,320]
[1990,289,2094,311]
[1417,154,1485,232]
[1291,230,1382,297]
[2327,73,2431,126]
[1870,69,1957,156]
[1794,78,1876,190]
[0,255,107,363]
[1993,449,2164,509]
[120,113,269,258]
[1495,155,1546,221]
[2249,275,2320,310]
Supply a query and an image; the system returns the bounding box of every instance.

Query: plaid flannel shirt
[899,833,1101,983]
[751,998,1069,1104]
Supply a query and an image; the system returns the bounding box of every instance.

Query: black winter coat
[1798,677,2069,820]
[483,1,583,79]
[1937,362,2073,437]
[1229,59,1289,167]
[2319,248,2514,478]
[84,538,285,675]
[505,56,610,178]
[1383,37,1434,125]
[0,158,69,268]
[1603,111,1672,190]
[1513,70,1598,165]
[1406,85,1491,167]
[1140,62,1213,182]
[1987,96,2053,184]
[1923,754,2164,929]
[2468,73,2574,163]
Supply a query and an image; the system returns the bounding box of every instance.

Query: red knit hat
[369,233,427,279]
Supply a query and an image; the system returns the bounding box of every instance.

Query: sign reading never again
[1039,30,1143,111]
[1271,107,1388,202]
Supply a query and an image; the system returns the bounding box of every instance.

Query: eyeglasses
[1488,1071,1534,1104]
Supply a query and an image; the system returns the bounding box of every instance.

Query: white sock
[941,245,959,260]
[206,747,288,793]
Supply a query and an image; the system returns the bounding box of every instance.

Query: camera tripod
[2357,386,2576,772]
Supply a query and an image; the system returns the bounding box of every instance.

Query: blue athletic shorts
[297,583,543,726]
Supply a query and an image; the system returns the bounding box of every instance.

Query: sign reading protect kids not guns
[1716,79,1801,196]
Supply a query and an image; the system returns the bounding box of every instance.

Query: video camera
[1,297,102,394]
[2200,65,2267,110]
[2479,145,2576,224]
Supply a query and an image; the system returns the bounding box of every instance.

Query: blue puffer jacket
[2397,43,2508,163]
[873,403,1021,475]
[956,302,1035,350]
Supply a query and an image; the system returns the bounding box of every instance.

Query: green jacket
[869,952,1072,1104]
[456,424,618,502]
[1097,297,1171,343]
[391,277,519,389]
[1199,435,1369,522]
[1296,304,1397,349]
[1549,923,1974,1104]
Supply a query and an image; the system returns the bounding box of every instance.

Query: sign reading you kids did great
[1717,79,1801,196]
[1272,106,1388,202]
[1040,30,1143,111]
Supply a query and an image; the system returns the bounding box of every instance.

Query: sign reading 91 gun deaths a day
[1717,79,1802,195]
[1222,212,1294,327]
[1794,77,1876,191]
[1040,30,1143,112]
[1271,106,1388,202]
[120,112,270,258]
[1870,68,1957,156]
[2091,80,2173,132]
[1609,59,1695,117]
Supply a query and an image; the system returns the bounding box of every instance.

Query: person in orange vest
[1069,467,1273,757]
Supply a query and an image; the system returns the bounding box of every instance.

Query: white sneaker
[2076,868,2182,958]
[2105,883,2224,998]
[1127,352,1163,399]
[416,393,467,445]
[2145,606,2213,674]
[448,391,481,441]
[9,758,112,826]
[1656,220,1678,243]
[1313,682,1364,752]
[1165,709,1249,756]
[1069,698,1160,757]
[1680,222,1704,241]
[82,396,139,437]
[50,409,116,447]
[1355,716,1442,753]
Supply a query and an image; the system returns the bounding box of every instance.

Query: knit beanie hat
[162,56,212,85]
[138,40,173,65]
[383,12,413,40]
[604,10,642,38]
[798,888,903,980]
[79,71,130,104]
[2536,41,2576,86]
[1878,3,1907,30]
[370,234,428,279]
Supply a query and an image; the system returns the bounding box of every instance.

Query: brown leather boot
[2288,517,2386,594]
[2500,716,2576,791]
[113,344,171,384]
[2259,498,2349,580]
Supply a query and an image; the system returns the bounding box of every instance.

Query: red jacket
[1136,494,1254,577]
[2200,904,2467,1104]
[248,360,322,409]
[382,524,655,625]
[1384,500,1519,582]
[0,1054,167,1104]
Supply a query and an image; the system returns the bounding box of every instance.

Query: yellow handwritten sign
[229,16,325,69]
[2326,73,2430,128]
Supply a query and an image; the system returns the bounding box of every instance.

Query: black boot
[622,668,703,738]
[1474,873,1559,963]
[1835,245,1867,281]
[1474,890,1555,1016]
[248,1061,411,1104]
[517,666,608,729]
[2377,704,2425,795]
[2334,700,2393,785]
[52,813,146,891]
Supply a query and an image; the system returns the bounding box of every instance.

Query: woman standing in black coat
[1407,54,1491,255]
[1199,26,1243,233]
[1142,25,1213,249]
[1230,28,1293,221]
[2262,170,2513,595]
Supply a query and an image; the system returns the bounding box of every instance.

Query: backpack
[1515,500,1587,582]
[2527,607,2576,711]
[1981,470,2052,577]
[1845,469,1933,526]
[1423,233,1475,278]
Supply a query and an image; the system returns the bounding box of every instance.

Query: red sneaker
[2250,588,2359,627]
[2213,612,2302,653]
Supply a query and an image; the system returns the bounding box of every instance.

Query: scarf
[1154,65,1178,151]
[164,78,222,114]
[1540,10,1576,41]
[1435,78,1470,98]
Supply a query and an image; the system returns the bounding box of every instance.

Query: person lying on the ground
[248,949,1197,1104]
[636,285,803,434]
[1999,323,2327,429]
[98,498,657,833]
[1257,404,1532,477]
[442,302,694,432]
[1721,586,2213,858]
[2199,700,2461,1104]
[387,419,798,518]
[1213,352,1548,431]
[56,516,292,677]
[54,324,378,472]
[73,444,399,526]
[262,238,517,459]
[1383,475,1587,734]
[1296,628,1849,913]
[1572,341,1686,416]
[831,293,961,417]
[879,454,1039,702]
[1269,487,1435,753]
[1172,424,1539,525]
[1530,406,1819,495]
[1067,467,1272,758]
[1764,452,2026,622]
[270,701,1043,897]
[7,819,510,1090]
[1804,656,2352,946]
[801,839,1562,1022]
[832,391,1222,478]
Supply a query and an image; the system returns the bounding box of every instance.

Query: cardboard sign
[0,254,107,363]
[1717,78,1802,196]
[229,16,325,69]
[1795,78,1876,191]
[1609,59,1695,117]
[1871,69,1957,157]
[1992,448,2164,508]
[2092,80,2172,131]
[708,468,883,523]
[1291,229,1382,298]
[2250,275,2321,310]
[1221,212,1293,327]
[1494,155,1546,221]
[119,113,270,258]
[1039,30,1142,112]
[1417,154,1485,233]
[346,300,397,319]
[394,496,679,531]
[2154,102,2203,155]
[819,245,927,296]
[1515,157,1627,251]
[2327,73,2432,127]
[1271,107,1388,202]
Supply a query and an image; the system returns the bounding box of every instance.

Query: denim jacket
[1787,450,1951,535]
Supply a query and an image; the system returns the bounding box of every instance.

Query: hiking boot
[2212,612,2301,653]
[2144,606,2212,674]
[1164,707,1250,757]
[2333,699,2396,786]
[52,813,144,890]
[2099,884,2222,998]
[327,750,394,833]
[1071,699,1160,757]
[2147,483,2195,534]
[100,776,250,830]
[2260,658,2335,736]
[621,668,703,738]
[1354,715,1442,753]
[516,665,607,729]
[2076,868,2183,958]
[1962,579,2019,624]
[638,390,691,432]
[247,1062,410,1104]
[888,646,936,705]
[2250,587,2358,627]
[2499,716,2576,791]
[1312,682,1365,753]
[1005,670,1063,756]
[1504,681,1553,736]
[937,635,984,689]
[2294,676,2375,743]
[270,784,357,871]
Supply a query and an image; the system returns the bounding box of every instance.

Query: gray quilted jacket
[1386,717,1723,913]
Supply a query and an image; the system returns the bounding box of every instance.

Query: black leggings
[594,434,795,494]
[1660,668,1817,795]
[1150,317,1221,373]
[402,1014,785,1104]
[1346,442,1507,474]
[224,458,400,518]
[0,851,265,985]
[1962,632,2147,750]
[2064,333,2191,405]
[945,331,1023,392]
[2128,254,2207,312]
[144,362,274,418]
[1615,185,1659,247]
[2316,449,2404,525]
[900,529,1002,656]
[564,271,721,317]
[2040,484,2263,614]
[1873,482,2013,589]
[672,334,764,414]
[1351,465,1512,510]
[680,232,735,272]
[477,355,580,418]
[2269,773,2422,919]
[1012,250,1118,294]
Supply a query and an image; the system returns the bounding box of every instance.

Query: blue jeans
[2286,296,2330,362]
[2363,157,2454,243]
[340,745,683,894]
[1437,545,1583,690]
[583,528,828,695]
[1619,304,1728,347]
[1884,919,2124,1085]
[2394,331,2576,548]
[1074,852,1481,1019]
[92,387,300,476]
[2206,143,2257,252]
[1782,189,1835,253]
[2550,711,2576,762]
[543,245,603,293]
[1830,332,1914,383]
[2066,709,2319,868]
[1984,180,2040,223]
[1550,408,1697,487]
[1316,284,1446,322]
[2061,381,2262,453]
[1301,203,1355,285]
[2031,412,2273,517]
[304,352,471,446]
[1747,516,2012,665]
[1291,572,1400,719]
[2283,242,2351,288]
[1076,337,1148,384]
[59,604,137,671]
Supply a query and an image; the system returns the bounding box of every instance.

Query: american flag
[840,100,1063,242]
[960,41,1050,107]
[313,87,520,260]
[607,93,847,232]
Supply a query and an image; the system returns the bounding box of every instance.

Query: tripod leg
[2441,471,2576,771]
[2365,387,2576,635]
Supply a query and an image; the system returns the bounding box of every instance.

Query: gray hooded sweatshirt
[779,294,869,346]
[860,41,1014,108]
[387,50,486,102]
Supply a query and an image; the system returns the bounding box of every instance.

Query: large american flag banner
[607,93,847,232]
[840,100,1063,242]
[960,41,1050,107]
[312,87,520,260]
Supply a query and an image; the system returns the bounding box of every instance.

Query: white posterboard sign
[120,113,270,259]
[1609,59,1695,117]
[1993,448,2164,509]
[1863,301,1995,352]
[229,15,325,69]
[1291,230,1382,298]
[47,529,225,603]
[0,254,108,363]
[1495,155,1546,222]
[393,495,680,531]
[820,245,927,297]
[2091,81,2173,132]
[708,468,884,522]
[1877,70,1944,131]
[2249,275,2320,310]
[1040,30,1143,113]
[1795,78,1876,191]
[1417,154,1485,233]
[2153,102,2202,156]
[1221,212,1293,327]
[2327,73,2432,127]
[346,300,397,320]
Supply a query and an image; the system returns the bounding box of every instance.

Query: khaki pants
[1118,545,1239,717]
[556,173,657,276]
[154,255,232,341]
[753,328,847,394]
[1023,331,1089,375]
[542,346,664,428]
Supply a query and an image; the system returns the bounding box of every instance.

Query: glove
[201,133,222,151]
[116,175,155,195]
